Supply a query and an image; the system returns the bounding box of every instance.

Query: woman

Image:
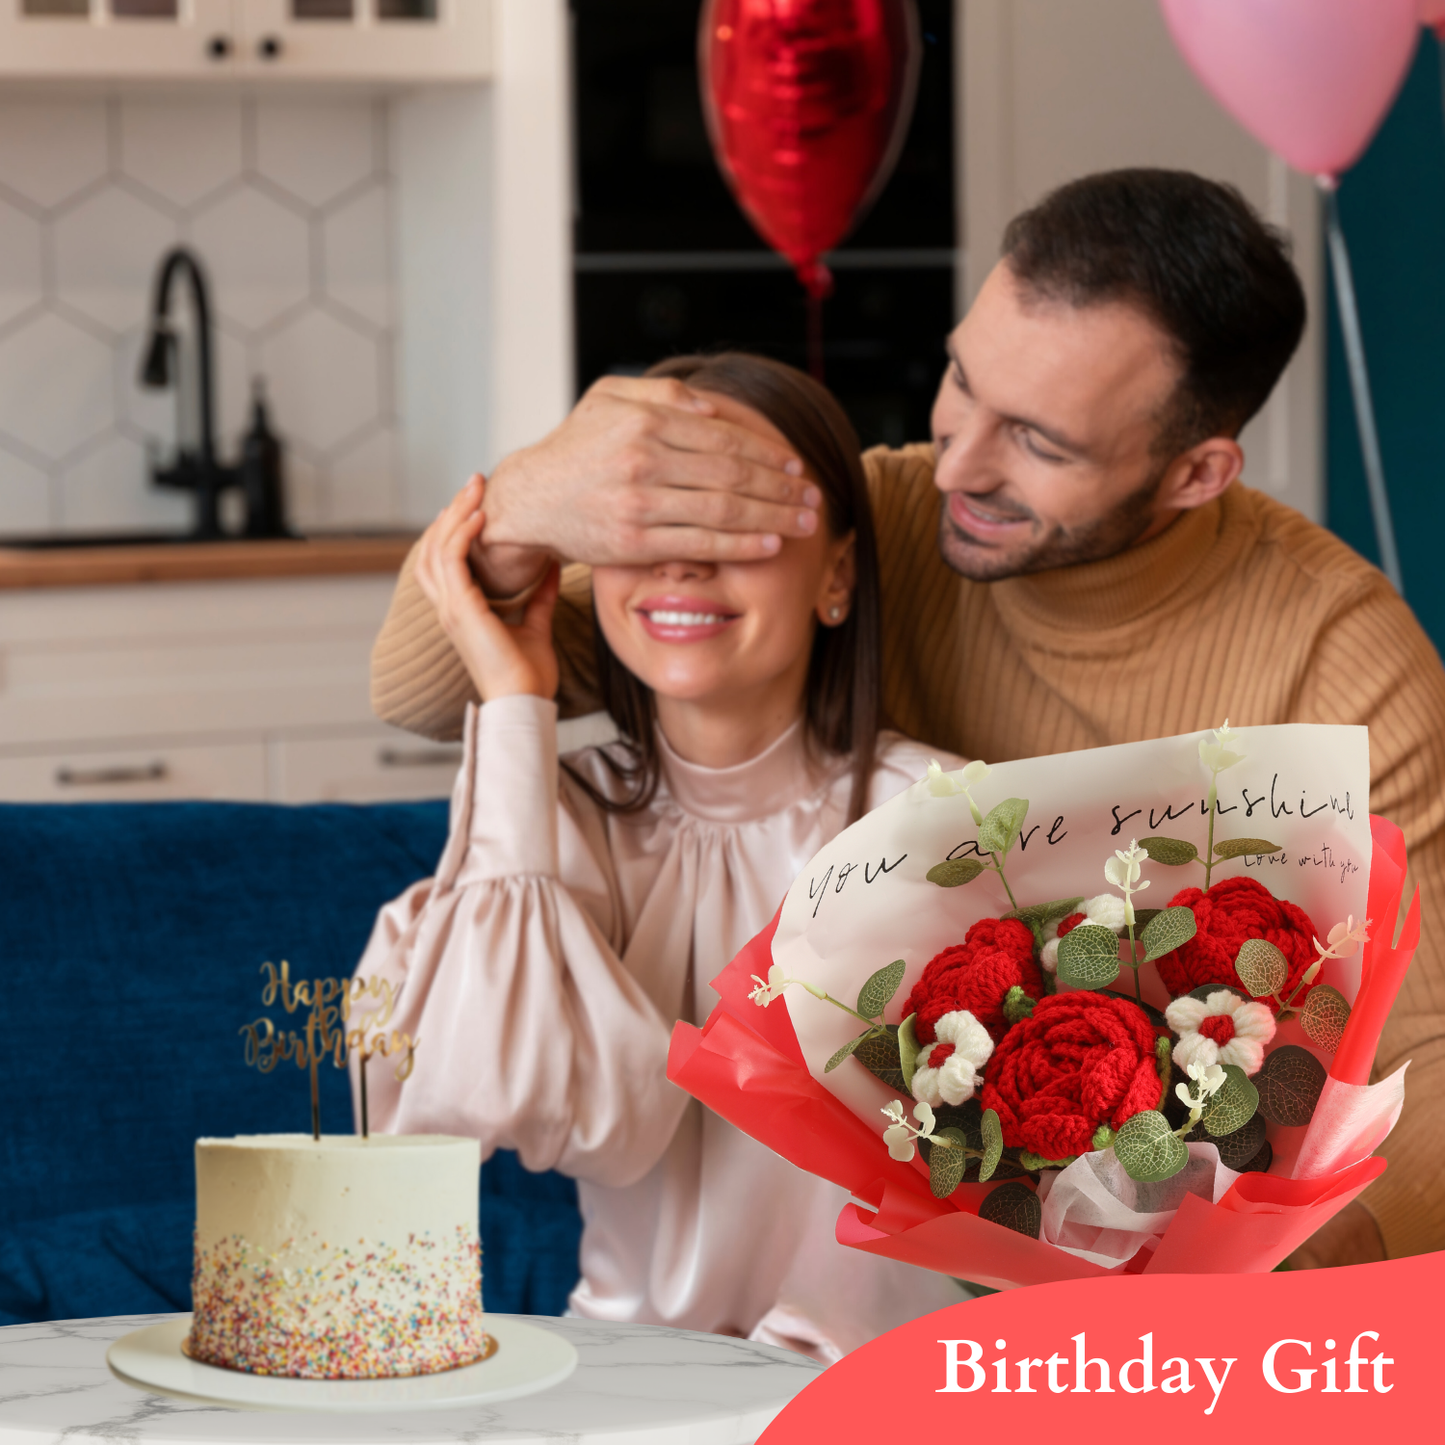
[355,353,966,1361]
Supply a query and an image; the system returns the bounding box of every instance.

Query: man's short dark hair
[1001,168,1307,454]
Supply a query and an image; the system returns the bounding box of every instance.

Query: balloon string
[1321,181,1403,596]
[806,289,825,382]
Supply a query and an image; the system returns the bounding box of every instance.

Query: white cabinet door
[0,1,241,80]
[0,575,397,749]
[238,0,490,80]
[0,738,267,801]
[269,728,461,803]
[269,713,621,804]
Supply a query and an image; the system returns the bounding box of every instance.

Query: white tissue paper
[1291,1062,1408,1181]
[1036,1142,1239,1268]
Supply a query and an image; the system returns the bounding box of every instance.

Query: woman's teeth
[644,610,731,625]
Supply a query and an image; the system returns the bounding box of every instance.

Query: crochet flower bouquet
[668,723,1418,1285]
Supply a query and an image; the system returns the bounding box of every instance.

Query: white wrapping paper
[774,724,1372,1123]
[1292,1063,1409,1180]
[1036,1142,1240,1268]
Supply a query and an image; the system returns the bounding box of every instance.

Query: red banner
[760,1252,1445,1440]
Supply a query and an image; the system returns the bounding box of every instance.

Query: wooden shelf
[0,533,418,590]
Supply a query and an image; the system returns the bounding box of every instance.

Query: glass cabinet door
[0,0,485,78]
[2,0,239,76]
[239,0,487,78]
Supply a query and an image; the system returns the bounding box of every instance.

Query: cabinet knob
[207,34,232,61]
[259,35,284,61]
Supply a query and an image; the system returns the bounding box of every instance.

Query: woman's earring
[828,606,842,622]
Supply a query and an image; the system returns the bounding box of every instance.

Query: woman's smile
[634,594,742,642]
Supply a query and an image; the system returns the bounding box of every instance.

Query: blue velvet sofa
[0,800,582,1325]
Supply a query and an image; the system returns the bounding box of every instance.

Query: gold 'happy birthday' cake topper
[240,962,416,1140]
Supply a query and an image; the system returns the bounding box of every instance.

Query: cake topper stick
[305,1012,321,1141]
[359,1046,371,1139]
[351,1029,418,1140]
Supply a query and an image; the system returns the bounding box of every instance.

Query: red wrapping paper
[668,818,1414,1284]
[1332,815,1420,1085]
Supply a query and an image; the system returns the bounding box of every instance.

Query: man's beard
[935,466,1168,582]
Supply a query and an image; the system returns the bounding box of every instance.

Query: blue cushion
[0,800,582,1323]
[0,1176,582,1326]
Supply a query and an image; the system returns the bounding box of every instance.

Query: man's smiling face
[931,260,1189,581]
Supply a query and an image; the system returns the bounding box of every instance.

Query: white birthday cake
[185,1134,488,1379]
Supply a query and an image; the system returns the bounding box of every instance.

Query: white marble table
[0,1314,823,1445]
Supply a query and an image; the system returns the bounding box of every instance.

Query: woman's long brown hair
[563,352,884,825]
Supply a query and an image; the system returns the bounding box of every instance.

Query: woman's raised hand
[414,476,561,702]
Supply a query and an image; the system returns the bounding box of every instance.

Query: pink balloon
[1159,0,1420,179]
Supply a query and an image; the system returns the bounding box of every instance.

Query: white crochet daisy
[911,1010,994,1107]
[1165,988,1276,1075]
[1040,893,1129,973]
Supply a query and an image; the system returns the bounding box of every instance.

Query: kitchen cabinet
[0,566,618,804]
[0,0,490,82]
[0,572,451,804]
[0,738,268,801]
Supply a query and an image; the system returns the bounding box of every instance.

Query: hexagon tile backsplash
[0,93,401,536]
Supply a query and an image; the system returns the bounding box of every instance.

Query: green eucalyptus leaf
[1007,896,1085,929]
[978,797,1029,858]
[1056,923,1122,989]
[1239,1138,1273,1174]
[824,1032,867,1073]
[929,1099,983,1151]
[1199,1063,1259,1137]
[927,857,986,888]
[978,1182,1042,1239]
[1213,837,1284,859]
[857,959,906,1020]
[854,1031,905,1090]
[1017,1150,1077,1171]
[1113,1110,1190,1182]
[1300,984,1351,1053]
[1132,908,1163,931]
[1234,938,1289,998]
[929,1127,968,1199]
[1256,1044,1327,1127]
[1141,905,1198,964]
[979,1108,1003,1183]
[897,1012,921,1095]
[1186,1110,1266,1170]
[1139,836,1200,866]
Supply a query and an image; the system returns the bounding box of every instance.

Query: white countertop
[0,1313,822,1445]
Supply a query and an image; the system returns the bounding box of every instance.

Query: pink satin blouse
[354,694,967,1361]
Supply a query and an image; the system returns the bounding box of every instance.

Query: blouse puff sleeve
[352,694,689,1189]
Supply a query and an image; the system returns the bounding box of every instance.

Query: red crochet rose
[902,917,1041,1044]
[1154,876,1320,1012]
[980,993,1164,1159]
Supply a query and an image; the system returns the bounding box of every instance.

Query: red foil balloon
[700,0,922,299]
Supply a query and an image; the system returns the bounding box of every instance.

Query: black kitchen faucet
[139,245,289,540]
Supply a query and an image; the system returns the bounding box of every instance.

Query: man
[372,169,1445,1266]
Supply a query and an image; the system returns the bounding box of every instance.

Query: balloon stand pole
[1322,181,1404,596]
[806,290,825,382]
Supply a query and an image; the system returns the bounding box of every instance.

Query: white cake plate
[106,1315,578,1413]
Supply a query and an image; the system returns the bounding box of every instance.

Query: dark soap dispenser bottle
[241,380,291,539]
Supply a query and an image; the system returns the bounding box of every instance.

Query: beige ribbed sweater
[371,443,1445,1258]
